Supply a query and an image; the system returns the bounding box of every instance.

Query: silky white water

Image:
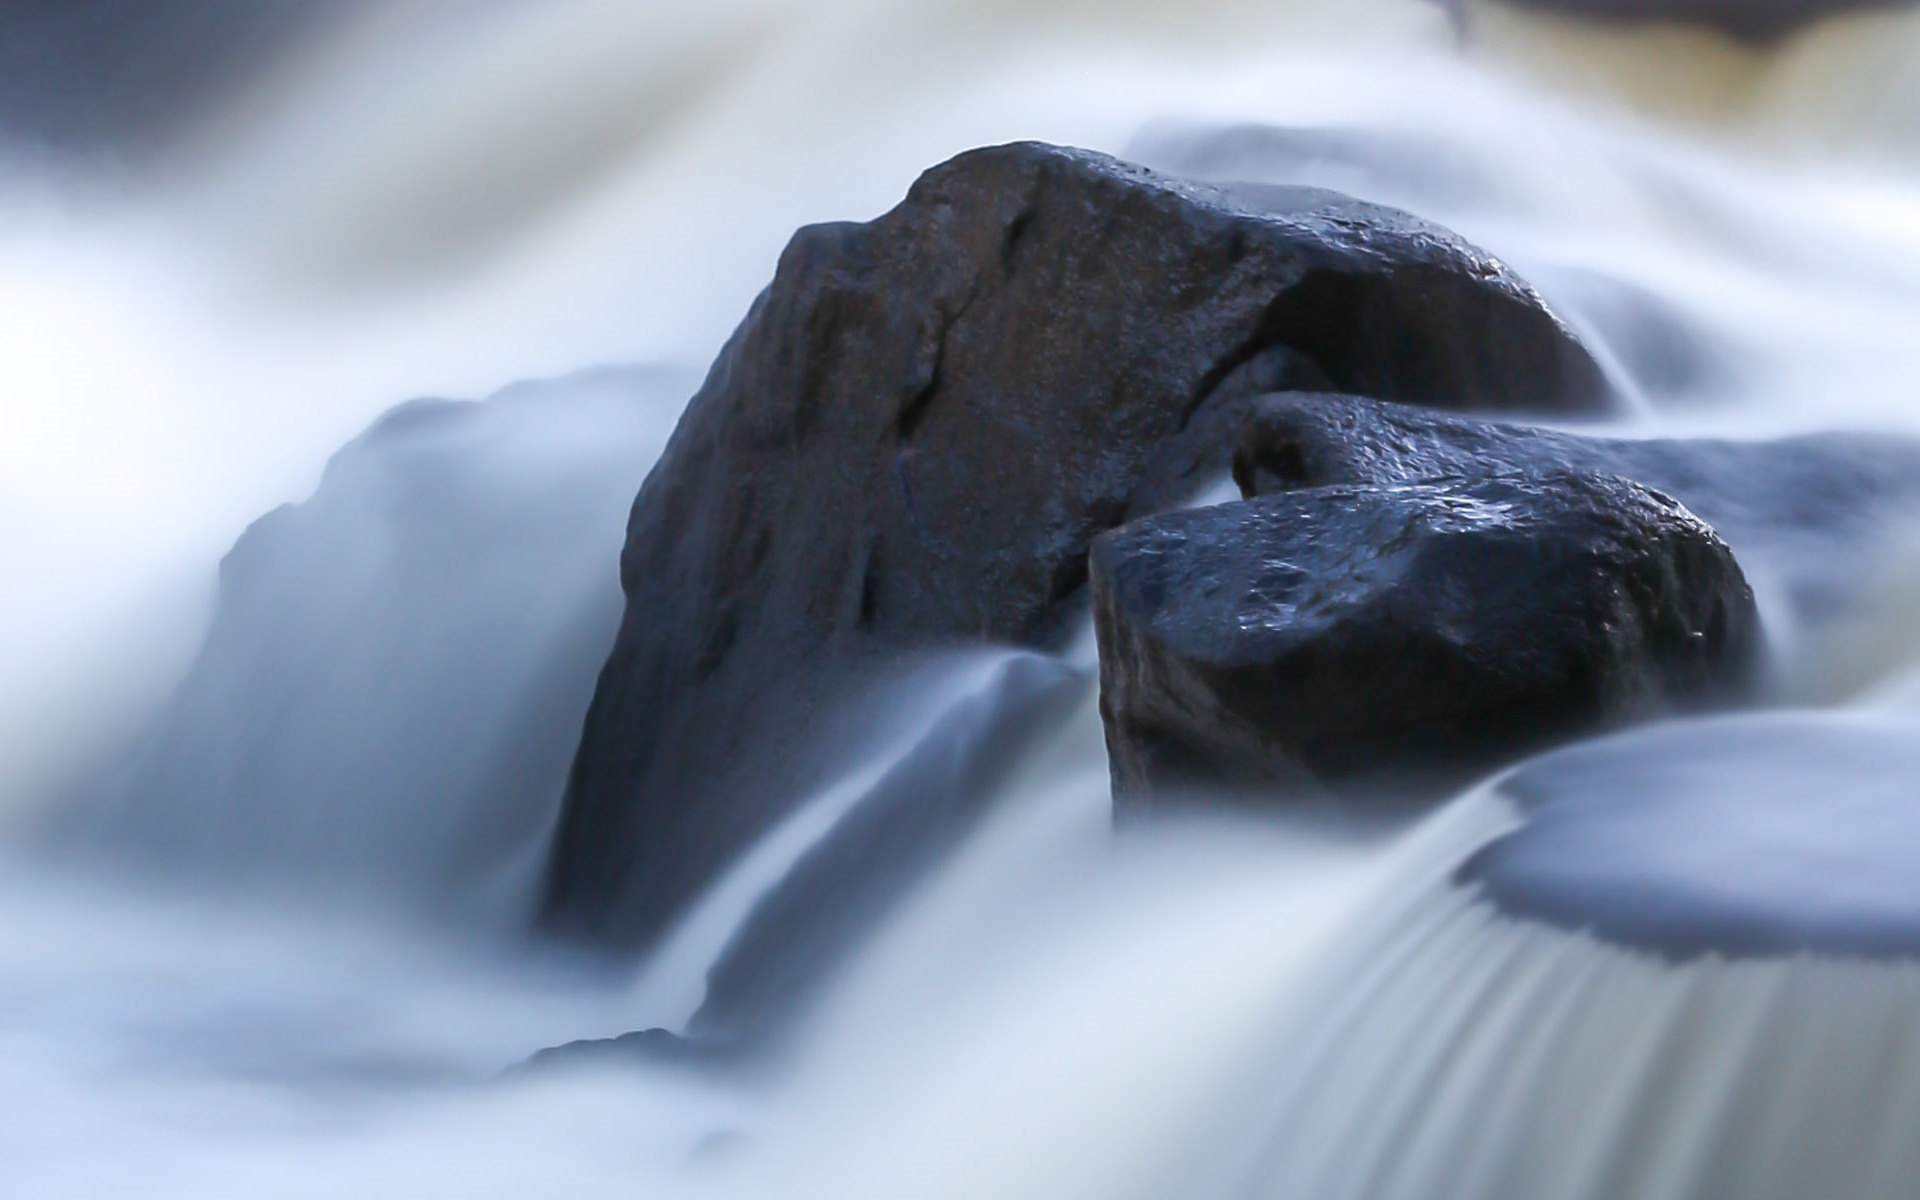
[7,1,1920,1196]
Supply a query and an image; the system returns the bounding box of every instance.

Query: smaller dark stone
[1231,392,1920,630]
[1091,473,1759,811]
[1461,713,1920,961]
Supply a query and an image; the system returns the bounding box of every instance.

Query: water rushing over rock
[6,1,1920,1198]
[1197,840,1920,1200]
[56,367,681,927]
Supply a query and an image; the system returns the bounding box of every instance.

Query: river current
[6,2,1920,1196]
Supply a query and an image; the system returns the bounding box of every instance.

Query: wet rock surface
[1092,474,1759,810]
[1463,713,1920,959]
[541,140,1609,950]
[1233,392,1920,629]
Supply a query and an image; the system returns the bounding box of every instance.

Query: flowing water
[7,1,1920,1196]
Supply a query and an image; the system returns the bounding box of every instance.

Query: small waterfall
[624,648,1085,1033]
[6,2,1920,1197]
[1198,873,1920,1200]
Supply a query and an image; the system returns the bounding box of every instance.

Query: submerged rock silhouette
[1464,713,1920,959]
[540,139,1610,952]
[65,367,675,924]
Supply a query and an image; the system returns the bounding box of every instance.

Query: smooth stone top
[1091,471,1755,807]
[1464,712,1920,960]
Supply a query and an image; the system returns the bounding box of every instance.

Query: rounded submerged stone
[1464,712,1920,960]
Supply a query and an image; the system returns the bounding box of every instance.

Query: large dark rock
[1232,392,1920,631]
[541,140,1611,951]
[1091,473,1759,810]
[1461,713,1920,960]
[1491,0,1914,43]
